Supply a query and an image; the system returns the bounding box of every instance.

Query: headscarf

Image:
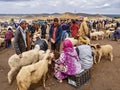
[7,26,12,31]
[62,39,74,52]
[62,39,79,60]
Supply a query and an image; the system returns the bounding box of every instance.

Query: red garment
[70,24,79,37]
[5,30,13,40]
[52,26,57,40]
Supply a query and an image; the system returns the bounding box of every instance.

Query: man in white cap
[14,20,28,58]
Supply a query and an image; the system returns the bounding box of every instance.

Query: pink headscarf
[62,39,74,52]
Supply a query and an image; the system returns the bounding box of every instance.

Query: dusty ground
[0,39,120,90]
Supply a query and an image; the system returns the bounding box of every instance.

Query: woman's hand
[59,64,65,71]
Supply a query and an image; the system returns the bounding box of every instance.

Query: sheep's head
[96,44,101,49]
[45,50,54,64]
[90,43,101,49]
[54,51,60,59]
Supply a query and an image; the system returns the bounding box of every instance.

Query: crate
[68,69,91,88]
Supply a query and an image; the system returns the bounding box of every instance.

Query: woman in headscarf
[76,36,93,70]
[54,39,81,83]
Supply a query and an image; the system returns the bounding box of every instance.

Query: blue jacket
[35,38,48,51]
[49,24,62,43]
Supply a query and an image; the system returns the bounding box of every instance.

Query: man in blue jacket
[49,18,62,52]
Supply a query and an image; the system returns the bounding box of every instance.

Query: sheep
[16,49,54,90]
[66,37,90,46]
[105,24,111,30]
[105,30,114,39]
[90,31,104,40]
[97,31,105,40]
[93,44,113,63]
[90,31,99,40]
[38,50,46,60]
[8,45,40,84]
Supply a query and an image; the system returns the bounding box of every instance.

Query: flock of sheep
[7,37,113,90]
[8,45,54,90]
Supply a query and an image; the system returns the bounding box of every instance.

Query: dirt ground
[0,39,120,90]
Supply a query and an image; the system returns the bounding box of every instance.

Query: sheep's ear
[96,44,101,48]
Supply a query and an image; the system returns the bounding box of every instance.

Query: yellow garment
[78,17,88,37]
[79,36,88,44]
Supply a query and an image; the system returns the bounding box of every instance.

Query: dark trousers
[51,42,61,52]
[5,40,11,48]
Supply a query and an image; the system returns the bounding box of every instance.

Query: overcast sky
[0,0,120,14]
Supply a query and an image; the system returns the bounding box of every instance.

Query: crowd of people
[0,17,120,83]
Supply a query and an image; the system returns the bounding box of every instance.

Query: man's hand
[18,54,22,58]
[51,38,55,43]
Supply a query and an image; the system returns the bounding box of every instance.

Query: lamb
[93,44,113,63]
[16,49,54,90]
[8,45,40,84]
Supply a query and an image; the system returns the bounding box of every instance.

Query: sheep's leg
[98,53,102,63]
[96,36,98,40]
[94,54,97,64]
[43,73,46,88]
[110,53,113,61]
[17,80,28,90]
[8,67,18,84]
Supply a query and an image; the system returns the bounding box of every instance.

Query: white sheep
[8,45,40,84]
[16,49,54,90]
[65,37,78,46]
[97,31,105,40]
[105,30,114,39]
[90,31,99,40]
[90,31,104,40]
[93,44,113,63]
[38,50,46,60]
